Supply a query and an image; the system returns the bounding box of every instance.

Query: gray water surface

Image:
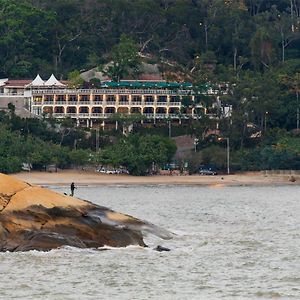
[1,185,299,300]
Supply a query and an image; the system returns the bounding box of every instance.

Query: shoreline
[12,170,300,187]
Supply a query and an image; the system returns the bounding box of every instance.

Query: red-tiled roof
[5,80,32,87]
[5,79,69,87]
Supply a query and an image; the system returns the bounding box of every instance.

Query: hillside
[0,0,299,81]
[0,0,300,174]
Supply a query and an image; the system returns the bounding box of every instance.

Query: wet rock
[154,245,171,252]
[0,174,171,252]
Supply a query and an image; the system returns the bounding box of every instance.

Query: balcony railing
[32,88,192,96]
[156,113,168,119]
[0,92,24,96]
[156,102,167,106]
[103,113,115,118]
[91,113,103,117]
[52,113,65,118]
[32,100,190,109]
[144,113,154,118]
[131,101,142,105]
[119,101,129,105]
[106,101,116,105]
[43,112,201,120]
[169,114,180,119]
[65,113,77,117]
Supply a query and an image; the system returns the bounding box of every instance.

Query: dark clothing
[70,183,76,196]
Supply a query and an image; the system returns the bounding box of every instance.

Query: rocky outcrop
[0,174,171,252]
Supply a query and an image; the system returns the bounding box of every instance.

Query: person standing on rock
[70,182,76,196]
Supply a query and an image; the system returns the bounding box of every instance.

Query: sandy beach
[12,170,299,186]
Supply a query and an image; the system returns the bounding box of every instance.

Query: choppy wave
[1,185,300,300]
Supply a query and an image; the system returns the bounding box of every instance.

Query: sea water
[0,185,299,299]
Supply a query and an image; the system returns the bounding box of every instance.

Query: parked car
[97,166,129,174]
[115,168,129,174]
[105,169,117,174]
[22,163,32,172]
[199,165,217,175]
[97,167,107,174]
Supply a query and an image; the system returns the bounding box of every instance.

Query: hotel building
[1,74,231,128]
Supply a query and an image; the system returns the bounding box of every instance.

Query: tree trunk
[233,47,237,71]
[204,24,208,49]
[297,91,299,130]
[281,28,285,62]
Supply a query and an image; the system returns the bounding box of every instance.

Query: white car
[115,168,129,174]
[105,169,117,174]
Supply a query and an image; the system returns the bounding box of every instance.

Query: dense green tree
[0,0,55,77]
[98,134,176,175]
[1,0,300,172]
[280,72,300,130]
[104,35,141,81]
[68,70,84,88]
[0,0,299,79]
[69,149,91,167]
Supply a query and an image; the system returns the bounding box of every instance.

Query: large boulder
[0,174,171,252]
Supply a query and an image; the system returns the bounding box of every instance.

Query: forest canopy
[1,0,300,173]
[0,0,299,80]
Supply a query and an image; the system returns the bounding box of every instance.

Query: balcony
[78,113,90,117]
[118,101,129,105]
[91,113,104,118]
[32,88,193,96]
[169,102,181,106]
[106,101,116,105]
[52,113,65,118]
[156,113,168,119]
[144,113,154,118]
[169,114,180,119]
[131,101,142,105]
[103,113,114,118]
[156,102,167,106]
[65,113,77,117]
[78,101,91,105]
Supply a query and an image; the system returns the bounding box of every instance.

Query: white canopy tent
[27,74,45,87]
[0,78,8,87]
[44,74,66,87]
[26,74,66,88]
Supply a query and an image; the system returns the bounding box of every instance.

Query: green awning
[101,81,193,89]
